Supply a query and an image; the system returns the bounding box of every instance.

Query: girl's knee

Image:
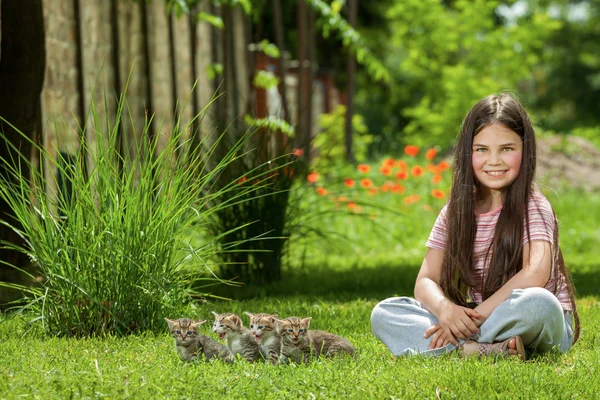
[370,297,416,335]
[512,287,563,320]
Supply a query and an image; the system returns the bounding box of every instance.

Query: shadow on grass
[202,262,600,302]
[203,263,421,302]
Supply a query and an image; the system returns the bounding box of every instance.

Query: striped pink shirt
[426,191,572,310]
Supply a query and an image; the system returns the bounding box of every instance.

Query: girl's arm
[474,240,552,318]
[415,248,481,346]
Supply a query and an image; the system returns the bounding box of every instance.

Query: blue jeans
[370,287,574,357]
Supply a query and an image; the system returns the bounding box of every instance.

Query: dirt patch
[536,135,600,192]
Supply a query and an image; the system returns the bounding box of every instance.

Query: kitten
[277,316,355,364]
[245,312,281,365]
[212,312,262,363]
[165,318,232,363]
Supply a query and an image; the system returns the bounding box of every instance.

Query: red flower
[307,172,319,184]
[368,188,378,196]
[425,148,437,161]
[357,164,371,173]
[316,187,328,196]
[391,184,405,194]
[437,161,450,171]
[404,145,419,157]
[431,174,443,184]
[344,178,356,188]
[411,165,424,177]
[383,158,396,168]
[379,166,392,176]
[237,176,247,185]
[404,194,421,204]
[396,160,407,170]
[293,148,304,157]
[347,201,357,210]
[431,189,445,199]
[395,171,408,180]
[360,178,373,188]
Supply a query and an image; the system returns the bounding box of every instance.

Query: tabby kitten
[165,318,232,363]
[277,316,355,364]
[245,312,281,365]
[212,312,262,362]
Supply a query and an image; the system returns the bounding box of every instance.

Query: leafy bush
[313,105,374,170]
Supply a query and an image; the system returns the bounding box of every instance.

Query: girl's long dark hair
[440,93,580,343]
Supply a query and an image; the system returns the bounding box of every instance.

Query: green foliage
[253,70,280,90]
[360,0,563,154]
[196,11,224,29]
[312,105,374,169]
[306,0,391,84]
[0,90,254,337]
[256,39,281,59]
[206,63,224,80]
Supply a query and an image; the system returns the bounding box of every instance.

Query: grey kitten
[245,312,281,365]
[212,312,262,363]
[165,318,232,363]
[277,316,355,364]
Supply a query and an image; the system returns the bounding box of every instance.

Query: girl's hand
[425,324,455,349]
[433,301,483,343]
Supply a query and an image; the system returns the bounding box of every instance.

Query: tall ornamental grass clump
[0,92,257,337]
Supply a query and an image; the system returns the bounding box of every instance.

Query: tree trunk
[0,1,46,286]
[344,0,358,163]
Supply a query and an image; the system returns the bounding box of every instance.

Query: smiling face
[472,122,523,198]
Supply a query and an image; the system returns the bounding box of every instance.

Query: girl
[371,93,579,359]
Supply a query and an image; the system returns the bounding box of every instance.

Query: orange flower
[360,178,373,188]
[368,188,378,196]
[357,164,371,173]
[404,194,421,204]
[293,148,304,157]
[337,196,349,203]
[380,183,391,192]
[395,171,408,180]
[347,201,357,210]
[431,189,445,199]
[426,163,437,173]
[437,161,450,171]
[379,166,392,176]
[391,184,405,194]
[404,145,419,157]
[316,187,328,196]
[307,172,319,184]
[411,165,424,177]
[237,176,247,185]
[344,178,355,188]
[425,148,437,161]
[396,160,407,170]
[431,174,443,184]
[383,158,396,168]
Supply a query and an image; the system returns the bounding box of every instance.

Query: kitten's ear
[230,314,241,325]
[164,318,176,330]
[194,320,206,327]
[273,318,285,329]
[302,317,312,329]
[244,312,253,318]
[269,315,279,324]
[272,314,278,318]
[211,311,219,318]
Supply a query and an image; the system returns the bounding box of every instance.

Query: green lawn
[1,189,599,399]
